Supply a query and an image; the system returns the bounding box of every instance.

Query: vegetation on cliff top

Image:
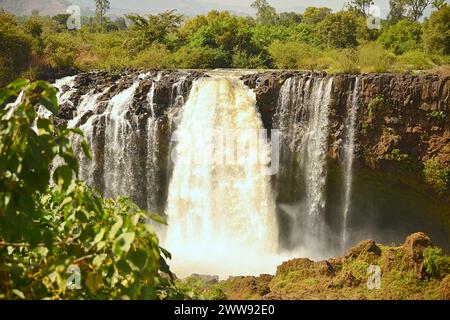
[1,1,450,86]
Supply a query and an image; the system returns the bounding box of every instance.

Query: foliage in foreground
[0,79,187,299]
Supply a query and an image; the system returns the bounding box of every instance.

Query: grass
[184,237,450,300]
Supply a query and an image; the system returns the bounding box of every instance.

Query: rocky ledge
[180,232,450,300]
[242,72,450,198]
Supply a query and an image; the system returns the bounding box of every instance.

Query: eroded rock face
[344,239,382,260]
[402,232,433,279]
[243,71,450,196]
[219,232,449,300]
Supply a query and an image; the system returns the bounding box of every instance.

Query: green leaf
[148,213,167,225]
[141,286,157,300]
[109,217,123,240]
[128,250,148,270]
[38,96,57,115]
[81,140,92,160]
[113,232,135,255]
[159,256,171,274]
[92,254,107,268]
[53,165,73,191]
[12,289,25,299]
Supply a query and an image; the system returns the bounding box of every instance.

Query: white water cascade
[341,77,360,248]
[164,76,286,278]
[275,75,334,258]
[55,72,191,213]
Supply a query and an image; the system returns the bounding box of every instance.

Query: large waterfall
[164,76,284,277]
[55,70,449,278]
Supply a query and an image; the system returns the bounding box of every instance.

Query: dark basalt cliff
[242,72,450,198]
[53,70,450,251]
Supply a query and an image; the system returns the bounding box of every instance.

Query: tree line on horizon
[0,0,449,86]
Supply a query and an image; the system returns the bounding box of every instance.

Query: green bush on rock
[423,159,450,194]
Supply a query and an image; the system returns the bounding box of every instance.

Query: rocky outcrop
[242,71,450,196]
[212,233,450,300]
[402,232,433,279]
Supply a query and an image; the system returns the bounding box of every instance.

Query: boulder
[402,232,433,279]
[345,239,381,260]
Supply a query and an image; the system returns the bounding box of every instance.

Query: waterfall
[275,75,334,258]
[341,77,360,249]
[164,76,284,278]
[56,72,192,213]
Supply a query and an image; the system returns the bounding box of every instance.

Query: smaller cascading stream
[274,75,334,258]
[341,77,360,249]
[56,72,192,214]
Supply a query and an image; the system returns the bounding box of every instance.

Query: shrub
[323,48,360,74]
[358,42,395,73]
[392,50,435,72]
[231,51,267,69]
[0,13,33,87]
[0,79,186,299]
[367,94,385,117]
[423,5,450,55]
[43,33,77,69]
[427,110,446,120]
[132,44,174,69]
[268,41,322,69]
[172,46,230,69]
[377,20,422,54]
[423,247,450,279]
[423,159,450,194]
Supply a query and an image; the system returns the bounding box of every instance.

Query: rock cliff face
[242,72,449,187]
[53,70,450,253]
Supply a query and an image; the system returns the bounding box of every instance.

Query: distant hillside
[0,0,253,17]
[0,0,309,17]
[0,0,70,16]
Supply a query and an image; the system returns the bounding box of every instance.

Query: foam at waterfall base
[166,239,291,279]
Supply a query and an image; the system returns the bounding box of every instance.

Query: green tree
[126,10,183,51]
[423,5,450,55]
[302,7,332,24]
[378,19,422,54]
[388,0,407,24]
[95,0,110,31]
[404,0,432,20]
[0,12,33,87]
[346,0,374,17]
[317,11,360,48]
[278,12,302,26]
[251,0,278,25]
[432,0,447,10]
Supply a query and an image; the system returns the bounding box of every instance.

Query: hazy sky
[201,0,390,10]
[201,0,391,14]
